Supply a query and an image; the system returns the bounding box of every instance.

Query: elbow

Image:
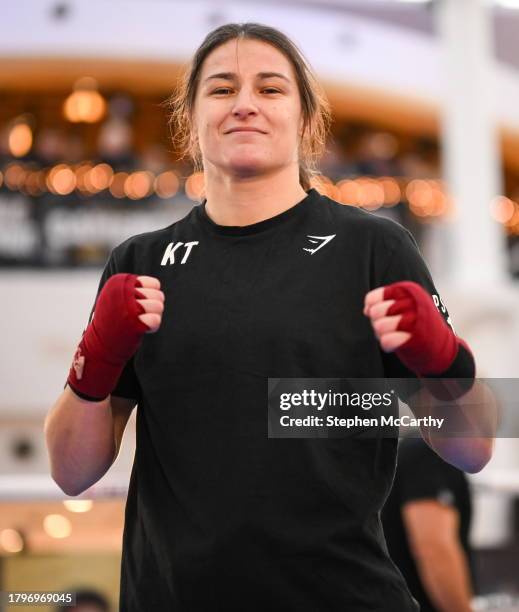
[462,451,492,474]
[50,471,87,497]
[461,438,494,474]
[431,437,494,474]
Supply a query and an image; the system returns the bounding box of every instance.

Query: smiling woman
[45,21,486,612]
[167,22,331,225]
[195,37,309,223]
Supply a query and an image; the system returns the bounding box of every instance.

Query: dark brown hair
[166,22,331,190]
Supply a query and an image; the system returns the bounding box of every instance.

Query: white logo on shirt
[302,234,336,255]
[432,293,456,334]
[161,241,199,265]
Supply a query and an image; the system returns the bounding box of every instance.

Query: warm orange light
[406,179,443,217]
[75,164,94,193]
[155,171,179,199]
[88,163,113,192]
[4,163,26,190]
[63,78,106,124]
[310,175,338,200]
[63,499,93,513]
[125,171,154,200]
[336,179,360,206]
[411,189,433,211]
[0,529,23,553]
[64,90,106,123]
[490,196,515,224]
[505,204,519,234]
[54,167,76,195]
[405,179,429,201]
[8,123,33,157]
[43,514,71,539]
[47,164,76,195]
[185,172,205,201]
[357,178,384,210]
[110,172,129,198]
[24,171,45,196]
[380,177,401,207]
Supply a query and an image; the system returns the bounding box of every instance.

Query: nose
[231,87,259,119]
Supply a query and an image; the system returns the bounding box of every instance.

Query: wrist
[67,341,127,402]
[420,339,476,401]
[67,382,109,403]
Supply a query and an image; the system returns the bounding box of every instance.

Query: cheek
[273,109,303,146]
[273,105,301,132]
[201,110,225,139]
[196,119,217,150]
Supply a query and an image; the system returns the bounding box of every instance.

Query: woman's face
[193,38,303,180]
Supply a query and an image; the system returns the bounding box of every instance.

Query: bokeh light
[185,172,205,201]
[8,122,33,157]
[0,529,24,553]
[43,514,72,539]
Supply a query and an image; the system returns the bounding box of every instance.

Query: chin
[227,160,271,178]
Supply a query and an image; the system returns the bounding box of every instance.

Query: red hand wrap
[67,273,150,401]
[384,281,459,376]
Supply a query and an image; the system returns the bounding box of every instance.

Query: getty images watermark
[268,378,503,439]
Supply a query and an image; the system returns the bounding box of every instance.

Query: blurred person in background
[44,22,491,611]
[382,436,475,612]
[55,588,110,612]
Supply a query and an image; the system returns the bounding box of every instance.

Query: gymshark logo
[302,234,336,255]
[161,241,199,265]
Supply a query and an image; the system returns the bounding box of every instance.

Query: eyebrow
[203,71,290,84]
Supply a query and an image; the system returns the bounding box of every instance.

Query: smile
[228,131,264,134]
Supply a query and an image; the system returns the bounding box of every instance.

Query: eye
[211,87,281,95]
[211,87,233,95]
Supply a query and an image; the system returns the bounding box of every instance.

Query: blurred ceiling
[254,0,519,70]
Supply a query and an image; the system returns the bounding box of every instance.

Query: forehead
[199,38,295,80]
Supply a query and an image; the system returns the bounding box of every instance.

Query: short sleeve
[379,228,455,381]
[397,439,462,509]
[65,249,142,402]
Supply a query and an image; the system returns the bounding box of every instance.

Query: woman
[45,23,489,611]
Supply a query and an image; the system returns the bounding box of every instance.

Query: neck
[203,164,308,227]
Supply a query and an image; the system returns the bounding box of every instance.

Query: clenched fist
[363,285,411,354]
[363,281,466,377]
[67,273,165,401]
[135,275,165,333]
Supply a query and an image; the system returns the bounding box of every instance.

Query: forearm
[44,385,117,496]
[414,541,473,612]
[408,379,496,472]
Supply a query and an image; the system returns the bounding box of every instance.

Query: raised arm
[44,274,164,496]
[364,281,495,472]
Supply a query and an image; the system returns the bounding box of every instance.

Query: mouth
[225,128,266,134]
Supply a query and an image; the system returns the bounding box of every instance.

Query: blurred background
[1,0,519,610]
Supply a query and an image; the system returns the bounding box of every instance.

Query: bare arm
[44,386,135,496]
[403,499,473,612]
[363,285,496,473]
[45,274,163,496]
[406,380,497,473]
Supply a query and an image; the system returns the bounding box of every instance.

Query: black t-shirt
[87,188,453,611]
[381,437,473,612]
